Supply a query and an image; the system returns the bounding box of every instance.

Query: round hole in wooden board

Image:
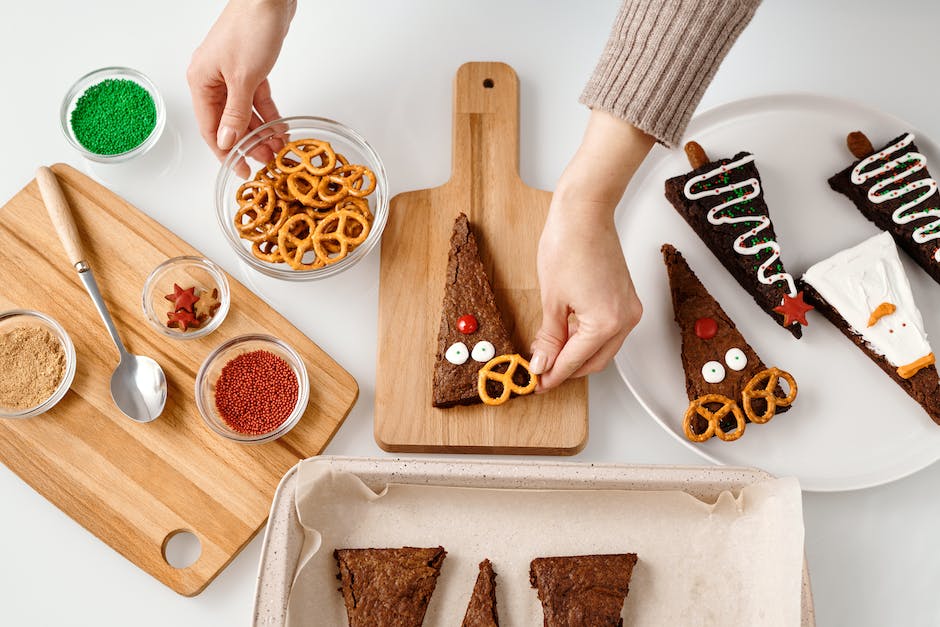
[162,529,202,569]
[483,78,494,88]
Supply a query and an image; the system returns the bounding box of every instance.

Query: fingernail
[529,351,547,375]
[217,125,236,151]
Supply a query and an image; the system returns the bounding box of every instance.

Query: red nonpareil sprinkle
[214,350,299,436]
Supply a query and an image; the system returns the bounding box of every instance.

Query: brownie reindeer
[662,245,798,442]
[432,213,537,407]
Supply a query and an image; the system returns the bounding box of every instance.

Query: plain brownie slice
[334,546,446,626]
[461,559,499,627]
[530,554,638,627]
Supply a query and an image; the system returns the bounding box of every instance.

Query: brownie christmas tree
[664,141,811,338]
[829,130,940,286]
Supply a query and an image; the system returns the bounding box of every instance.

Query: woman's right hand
[187,0,296,170]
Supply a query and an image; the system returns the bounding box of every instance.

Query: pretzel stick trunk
[847,131,875,159]
[684,141,710,169]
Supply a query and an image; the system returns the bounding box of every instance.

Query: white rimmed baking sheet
[271,458,805,626]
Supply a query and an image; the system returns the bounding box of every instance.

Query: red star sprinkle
[164,283,200,313]
[167,309,202,332]
[773,291,814,327]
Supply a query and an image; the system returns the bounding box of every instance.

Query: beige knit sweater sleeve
[581,0,761,148]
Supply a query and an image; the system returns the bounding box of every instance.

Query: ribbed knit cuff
[580,0,761,148]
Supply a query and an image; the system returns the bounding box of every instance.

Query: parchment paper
[285,461,804,626]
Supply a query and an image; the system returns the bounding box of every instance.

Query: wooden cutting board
[0,164,358,596]
[376,62,588,454]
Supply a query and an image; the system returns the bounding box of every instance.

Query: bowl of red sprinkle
[60,66,165,163]
[195,334,309,443]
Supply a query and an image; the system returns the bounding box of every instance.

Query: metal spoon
[36,166,167,423]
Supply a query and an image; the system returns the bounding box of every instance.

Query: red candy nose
[457,314,478,334]
[694,317,718,339]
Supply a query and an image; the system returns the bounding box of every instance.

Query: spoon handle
[36,166,86,269]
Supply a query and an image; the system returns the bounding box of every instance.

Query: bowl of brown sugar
[0,310,76,418]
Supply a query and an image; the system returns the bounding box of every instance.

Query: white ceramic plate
[614,93,940,492]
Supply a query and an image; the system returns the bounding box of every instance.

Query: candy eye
[445,342,469,365]
[724,348,747,371]
[701,360,726,383]
[471,341,495,362]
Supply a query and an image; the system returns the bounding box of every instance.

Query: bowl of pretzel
[215,116,389,280]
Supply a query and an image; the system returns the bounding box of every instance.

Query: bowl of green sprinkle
[60,66,165,163]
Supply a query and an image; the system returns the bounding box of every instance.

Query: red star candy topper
[773,291,814,327]
[164,283,200,313]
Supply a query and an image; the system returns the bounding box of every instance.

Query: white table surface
[2,1,938,625]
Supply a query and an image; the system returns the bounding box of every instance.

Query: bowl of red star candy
[141,256,230,340]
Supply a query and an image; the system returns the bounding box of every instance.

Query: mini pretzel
[251,239,283,263]
[477,354,538,406]
[277,213,324,270]
[286,170,322,206]
[317,175,349,204]
[330,164,376,198]
[335,196,373,222]
[683,394,746,442]
[234,182,276,231]
[312,210,370,264]
[275,139,336,175]
[238,199,295,242]
[741,367,797,424]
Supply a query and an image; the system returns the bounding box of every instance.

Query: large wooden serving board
[0,164,358,596]
[376,62,588,454]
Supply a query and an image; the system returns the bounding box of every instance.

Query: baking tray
[253,457,815,626]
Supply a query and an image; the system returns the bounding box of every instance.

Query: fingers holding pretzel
[312,210,371,264]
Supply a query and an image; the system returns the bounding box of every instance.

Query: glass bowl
[215,116,389,281]
[60,66,166,163]
[195,334,309,444]
[0,310,77,419]
[142,256,231,340]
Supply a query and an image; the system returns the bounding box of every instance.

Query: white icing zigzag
[683,155,797,296]
[850,133,940,263]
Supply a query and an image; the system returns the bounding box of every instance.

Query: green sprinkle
[70,79,156,155]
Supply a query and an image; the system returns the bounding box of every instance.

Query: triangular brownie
[663,244,796,442]
[529,554,638,627]
[334,546,446,626]
[829,131,940,286]
[432,213,516,407]
[803,232,940,425]
[461,559,499,627]
[664,143,808,338]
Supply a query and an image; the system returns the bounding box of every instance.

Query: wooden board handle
[36,166,86,267]
[450,62,521,184]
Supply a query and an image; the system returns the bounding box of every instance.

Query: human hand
[187,0,296,173]
[529,110,655,390]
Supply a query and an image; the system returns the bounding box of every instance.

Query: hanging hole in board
[483,78,494,88]
[163,529,202,569]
